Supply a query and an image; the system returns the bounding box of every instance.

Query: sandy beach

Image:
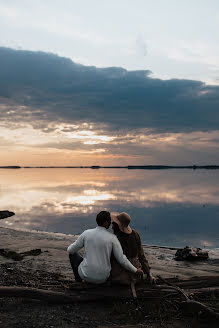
[1,227,219,279]
[0,227,219,328]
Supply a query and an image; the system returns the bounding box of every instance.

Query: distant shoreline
[1,165,219,170]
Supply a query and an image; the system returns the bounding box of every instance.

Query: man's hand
[136,267,143,275]
[148,273,156,284]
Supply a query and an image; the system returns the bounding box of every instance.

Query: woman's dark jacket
[110,229,150,283]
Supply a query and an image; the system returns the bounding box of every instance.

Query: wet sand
[1,227,219,328]
[1,227,219,279]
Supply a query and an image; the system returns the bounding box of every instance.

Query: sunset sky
[0,0,219,166]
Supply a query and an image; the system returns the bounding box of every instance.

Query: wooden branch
[0,285,179,303]
[157,275,189,301]
[130,281,137,298]
[1,284,218,304]
[173,276,219,289]
[0,286,108,303]
[181,300,219,320]
[157,275,219,321]
[0,275,219,309]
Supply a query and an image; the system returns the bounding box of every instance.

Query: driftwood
[0,286,105,303]
[181,299,219,320]
[157,275,189,300]
[0,248,42,261]
[0,275,219,321]
[0,284,149,303]
[0,279,219,302]
[169,276,219,289]
[175,246,209,261]
[130,280,137,298]
[0,210,15,220]
[0,285,193,303]
[1,285,218,301]
[158,275,219,321]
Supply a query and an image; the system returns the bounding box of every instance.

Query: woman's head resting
[111,212,132,234]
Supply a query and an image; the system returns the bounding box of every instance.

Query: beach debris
[0,248,42,261]
[0,277,219,322]
[0,210,15,220]
[130,280,137,298]
[0,263,218,323]
[175,246,209,261]
[158,275,219,322]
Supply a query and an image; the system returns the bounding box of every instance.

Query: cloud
[0,46,219,134]
[136,34,148,57]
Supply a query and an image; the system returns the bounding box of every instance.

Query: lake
[0,168,219,248]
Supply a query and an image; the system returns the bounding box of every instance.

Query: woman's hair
[112,221,120,234]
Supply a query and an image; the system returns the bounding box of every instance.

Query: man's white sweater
[67,226,137,284]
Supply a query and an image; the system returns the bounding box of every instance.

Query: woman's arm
[135,231,156,284]
[139,243,151,276]
[134,230,150,275]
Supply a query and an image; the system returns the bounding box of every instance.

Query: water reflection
[0,168,219,247]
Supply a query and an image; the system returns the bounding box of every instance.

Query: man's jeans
[69,252,83,282]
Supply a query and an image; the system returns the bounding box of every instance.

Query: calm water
[0,168,219,248]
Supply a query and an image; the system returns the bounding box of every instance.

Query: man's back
[68,226,137,284]
[80,227,114,283]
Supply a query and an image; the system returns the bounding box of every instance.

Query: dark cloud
[0,46,219,132]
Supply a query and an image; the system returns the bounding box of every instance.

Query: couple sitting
[67,211,155,285]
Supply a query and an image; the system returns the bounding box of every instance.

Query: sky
[0,0,219,166]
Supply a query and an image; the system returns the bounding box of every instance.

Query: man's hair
[96,211,111,226]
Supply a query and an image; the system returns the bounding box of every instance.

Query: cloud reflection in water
[0,168,219,247]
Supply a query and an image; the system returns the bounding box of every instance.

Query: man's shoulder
[82,228,96,235]
[104,229,117,238]
[96,228,117,240]
[105,230,118,242]
[82,228,117,240]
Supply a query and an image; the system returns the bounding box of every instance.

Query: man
[67,211,143,284]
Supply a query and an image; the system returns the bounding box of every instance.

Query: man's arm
[67,232,85,254]
[112,237,138,273]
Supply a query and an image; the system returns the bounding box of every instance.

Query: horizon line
[0,165,219,170]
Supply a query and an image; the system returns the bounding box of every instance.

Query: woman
[110,212,155,285]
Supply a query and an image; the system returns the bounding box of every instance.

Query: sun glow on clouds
[121,130,219,147]
[1,116,219,165]
[51,123,114,144]
[64,130,114,144]
[0,121,113,147]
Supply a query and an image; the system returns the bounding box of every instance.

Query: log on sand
[171,276,219,289]
[0,286,103,303]
[157,275,219,321]
[0,276,219,321]
[0,285,204,303]
[181,300,219,321]
[0,279,218,303]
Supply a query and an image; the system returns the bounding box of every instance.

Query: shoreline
[0,225,79,239]
[1,226,219,280]
[2,225,219,250]
[1,165,219,170]
[1,226,219,328]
